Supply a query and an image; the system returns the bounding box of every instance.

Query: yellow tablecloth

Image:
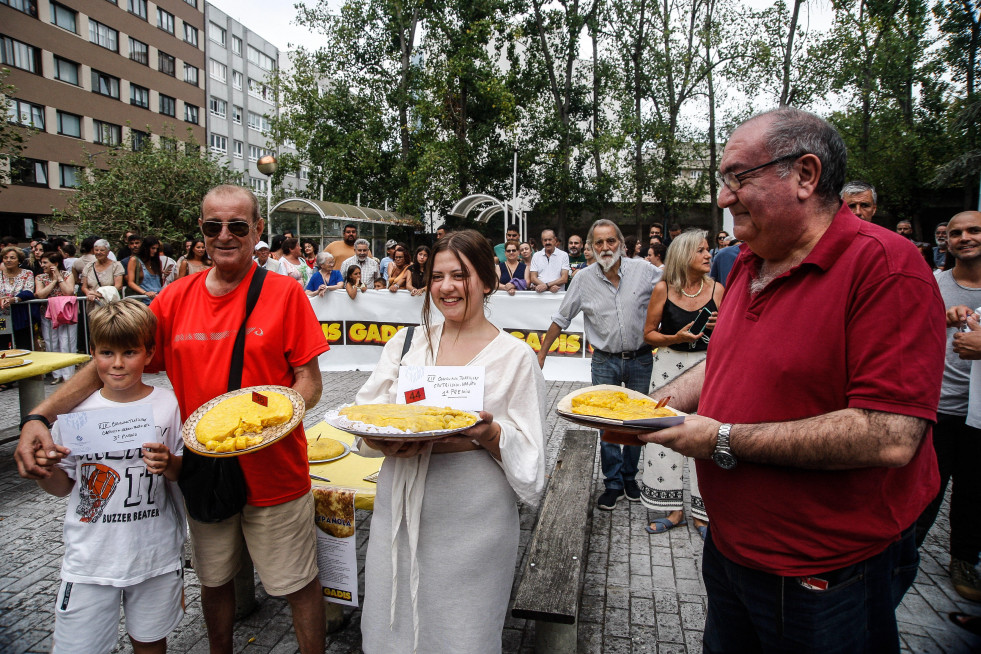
[307,422,380,511]
[0,351,90,384]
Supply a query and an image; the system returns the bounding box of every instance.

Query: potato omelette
[308,437,346,460]
[571,390,676,421]
[196,391,293,452]
[339,404,477,432]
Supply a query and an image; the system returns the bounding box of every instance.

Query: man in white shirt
[340,239,381,286]
[529,229,570,292]
[254,241,281,273]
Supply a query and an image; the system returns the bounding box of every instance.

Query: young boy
[35,298,185,654]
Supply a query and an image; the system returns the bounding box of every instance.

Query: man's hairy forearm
[652,360,704,413]
[33,362,103,419]
[732,409,928,470]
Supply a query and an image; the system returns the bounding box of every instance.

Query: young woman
[345,264,365,299]
[127,236,171,302]
[355,230,546,653]
[406,245,430,297]
[518,242,534,271]
[302,239,318,269]
[495,241,527,295]
[35,251,77,383]
[640,229,725,539]
[387,247,411,292]
[81,239,125,302]
[177,238,212,278]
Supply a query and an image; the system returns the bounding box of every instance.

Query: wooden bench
[511,429,597,653]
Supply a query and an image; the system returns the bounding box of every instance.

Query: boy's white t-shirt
[55,387,185,587]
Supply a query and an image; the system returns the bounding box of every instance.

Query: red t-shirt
[149,264,330,506]
[696,206,945,575]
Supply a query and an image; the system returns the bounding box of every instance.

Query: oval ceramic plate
[182,385,305,457]
[556,384,686,434]
[323,406,482,441]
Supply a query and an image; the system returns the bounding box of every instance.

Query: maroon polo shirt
[697,205,945,575]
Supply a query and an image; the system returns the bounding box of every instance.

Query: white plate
[555,384,686,433]
[308,439,351,464]
[0,358,32,370]
[323,406,482,441]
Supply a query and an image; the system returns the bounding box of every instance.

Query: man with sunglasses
[638,107,945,652]
[16,185,331,654]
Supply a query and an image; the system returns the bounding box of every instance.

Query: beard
[598,250,621,272]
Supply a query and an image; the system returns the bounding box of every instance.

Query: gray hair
[315,251,334,267]
[354,238,369,248]
[586,219,626,255]
[94,239,111,250]
[745,107,847,209]
[840,180,877,205]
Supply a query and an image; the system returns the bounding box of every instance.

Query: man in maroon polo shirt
[639,107,946,653]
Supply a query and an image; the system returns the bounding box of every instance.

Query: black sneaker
[624,480,641,502]
[597,488,624,510]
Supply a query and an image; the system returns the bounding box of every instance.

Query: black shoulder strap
[400,326,415,362]
[228,266,267,392]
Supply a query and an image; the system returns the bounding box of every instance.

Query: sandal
[949,612,981,636]
[645,517,687,534]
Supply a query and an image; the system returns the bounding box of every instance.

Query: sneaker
[624,480,641,502]
[597,488,624,510]
[950,558,981,602]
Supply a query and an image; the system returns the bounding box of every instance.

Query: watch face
[713,452,737,470]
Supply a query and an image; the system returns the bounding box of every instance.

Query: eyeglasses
[505,248,517,253]
[716,152,805,192]
[201,220,252,238]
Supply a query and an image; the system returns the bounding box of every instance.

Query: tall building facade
[1,0,207,238]
[203,3,305,201]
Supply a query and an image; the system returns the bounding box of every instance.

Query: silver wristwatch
[712,423,737,470]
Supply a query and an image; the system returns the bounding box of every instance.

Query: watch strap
[20,413,52,430]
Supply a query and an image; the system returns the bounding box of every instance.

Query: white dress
[356,323,546,653]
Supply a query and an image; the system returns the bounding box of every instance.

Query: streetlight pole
[256,155,278,229]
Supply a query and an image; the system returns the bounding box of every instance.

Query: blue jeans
[590,350,652,491]
[702,525,918,653]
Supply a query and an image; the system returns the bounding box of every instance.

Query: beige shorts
[187,492,318,596]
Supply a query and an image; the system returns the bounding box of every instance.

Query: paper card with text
[56,404,156,456]
[396,366,484,412]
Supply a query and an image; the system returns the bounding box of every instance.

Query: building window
[89,19,118,51]
[130,84,149,108]
[158,52,175,77]
[60,164,81,188]
[159,94,176,117]
[50,3,77,33]
[1,0,38,18]
[248,78,273,102]
[208,22,225,46]
[91,70,120,99]
[209,97,227,118]
[157,8,174,34]
[247,46,276,71]
[209,134,227,154]
[184,63,199,86]
[247,111,270,133]
[161,137,177,151]
[93,120,122,146]
[1,36,42,74]
[8,99,44,129]
[127,0,146,20]
[248,145,266,162]
[232,70,243,90]
[232,36,242,55]
[131,129,147,151]
[250,177,267,194]
[128,37,148,65]
[233,140,243,158]
[57,111,81,138]
[232,105,242,124]
[184,23,198,47]
[184,0,197,6]
[209,59,226,83]
[185,103,199,124]
[53,56,79,84]
[301,167,310,180]
[10,158,48,186]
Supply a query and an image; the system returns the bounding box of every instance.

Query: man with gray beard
[537,219,662,509]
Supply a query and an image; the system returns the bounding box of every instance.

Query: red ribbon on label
[404,388,426,404]
[251,391,268,406]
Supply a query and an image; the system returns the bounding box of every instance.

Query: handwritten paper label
[56,404,156,456]
[396,366,484,412]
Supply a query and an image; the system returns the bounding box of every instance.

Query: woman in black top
[406,245,431,296]
[496,242,527,294]
[639,229,725,539]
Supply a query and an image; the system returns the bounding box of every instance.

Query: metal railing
[11,294,148,357]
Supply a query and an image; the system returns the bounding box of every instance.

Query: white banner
[310,290,592,381]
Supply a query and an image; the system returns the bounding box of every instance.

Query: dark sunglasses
[201,220,252,238]
[505,248,518,253]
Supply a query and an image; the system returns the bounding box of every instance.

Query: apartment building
[1,0,207,238]
[203,3,305,199]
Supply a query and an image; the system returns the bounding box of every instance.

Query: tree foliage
[0,68,33,191]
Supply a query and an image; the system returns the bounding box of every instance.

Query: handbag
[179,266,268,523]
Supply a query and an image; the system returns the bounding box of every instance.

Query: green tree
[0,68,34,191]
[55,132,241,245]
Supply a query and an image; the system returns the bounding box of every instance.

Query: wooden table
[0,351,91,422]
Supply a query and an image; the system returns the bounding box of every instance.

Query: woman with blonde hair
[640,229,724,539]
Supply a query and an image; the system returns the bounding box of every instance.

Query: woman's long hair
[187,238,211,266]
[662,229,710,294]
[137,236,162,276]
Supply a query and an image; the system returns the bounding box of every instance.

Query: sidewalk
[1,371,978,653]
